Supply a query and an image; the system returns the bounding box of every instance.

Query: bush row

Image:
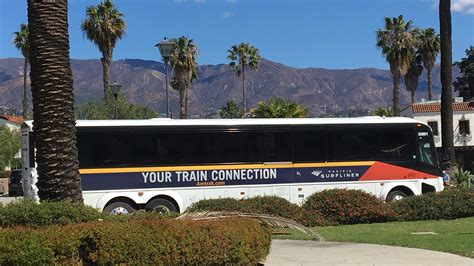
[0,199,103,227]
[188,188,474,226]
[0,218,271,265]
[390,188,474,221]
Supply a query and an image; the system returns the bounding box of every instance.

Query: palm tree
[439,0,455,167]
[12,23,30,118]
[27,0,82,202]
[376,15,419,116]
[404,54,424,103]
[170,36,198,119]
[251,97,308,118]
[227,43,260,114]
[81,0,126,102]
[418,28,440,100]
[371,106,393,117]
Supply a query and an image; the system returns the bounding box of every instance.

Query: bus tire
[145,198,177,214]
[386,190,408,202]
[103,201,135,215]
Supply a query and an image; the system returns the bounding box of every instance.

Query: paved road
[0,196,18,205]
[266,239,474,265]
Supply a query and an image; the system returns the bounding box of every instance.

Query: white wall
[400,110,474,148]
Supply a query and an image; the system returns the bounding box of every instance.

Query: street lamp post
[155,38,175,118]
[110,82,121,119]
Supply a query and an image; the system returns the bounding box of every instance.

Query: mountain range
[0,57,459,117]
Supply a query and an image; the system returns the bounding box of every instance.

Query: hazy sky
[0,0,473,69]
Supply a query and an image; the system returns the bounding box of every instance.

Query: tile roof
[0,114,24,124]
[404,102,474,113]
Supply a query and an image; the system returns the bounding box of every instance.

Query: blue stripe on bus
[80,166,371,191]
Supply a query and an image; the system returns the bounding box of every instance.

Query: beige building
[401,98,474,170]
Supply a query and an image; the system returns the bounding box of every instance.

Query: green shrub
[303,189,398,225]
[186,196,329,226]
[391,188,474,221]
[0,218,271,265]
[296,209,332,227]
[241,196,303,220]
[451,168,473,189]
[0,199,103,227]
[186,198,243,212]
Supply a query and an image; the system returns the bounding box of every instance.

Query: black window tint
[329,128,416,161]
[261,131,292,162]
[156,130,291,165]
[459,120,470,135]
[428,121,439,136]
[77,133,156,168]
[293,130,325,162]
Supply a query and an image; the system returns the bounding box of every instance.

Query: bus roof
[23,117,426,128]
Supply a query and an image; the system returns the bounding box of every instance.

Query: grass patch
[276,217,474,258]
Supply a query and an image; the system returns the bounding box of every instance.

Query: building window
[459,120,470,135]
[428,121,439,136]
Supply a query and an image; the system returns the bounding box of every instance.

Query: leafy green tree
[170,36,199,119]
[371,106,393,117]
[12,23,30,118]
[227,43,260,114]
[0,126,21,170]
[76,91,156,119]
[418,28,440,100]
[376,15,419,116]
[454,46,474,100]
[219,100,241,118]
[28,0,82,202]
[404,55,424,103]
[81,0,126,102]
[439,0,455,166]
[251,97,308,118]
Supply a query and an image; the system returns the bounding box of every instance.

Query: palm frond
[177,211,324,241]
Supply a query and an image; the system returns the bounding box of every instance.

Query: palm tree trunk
[392,73,400,116]
[242,65,246,115]
[439,0,455,167]
[101,57,110,103]
[184,87,189,119]
[23,58,28,118]
[411,88,415,103]
[179,87,186,119]
[27,0,83,202]
[427,67,433,100]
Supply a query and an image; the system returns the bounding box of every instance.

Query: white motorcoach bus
[21,117,444,214]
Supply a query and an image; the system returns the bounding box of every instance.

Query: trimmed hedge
[391,188,474,221]
[187,196,329,226]
[187,198,243,212]
[0,218,271,265]
[303,189,398,225]
[0,199,103,227]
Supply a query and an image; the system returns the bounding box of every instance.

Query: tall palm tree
[418,28,440,100]
[170,36,198,119]
[27,0,82,202]
[12,23,30,118]
[404,54,424,103]
[376,15,419,116]
[81,0,125,102]
[439,0,455,166]
[227,43,260,115]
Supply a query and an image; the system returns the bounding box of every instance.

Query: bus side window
[418,141,435,166]
[293,130,325,162]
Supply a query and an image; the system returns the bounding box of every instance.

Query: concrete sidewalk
[266,239,474,265]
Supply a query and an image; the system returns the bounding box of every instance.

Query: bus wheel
[145,199,177,214]
[386,190,408,201]
[103,202,135,215]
